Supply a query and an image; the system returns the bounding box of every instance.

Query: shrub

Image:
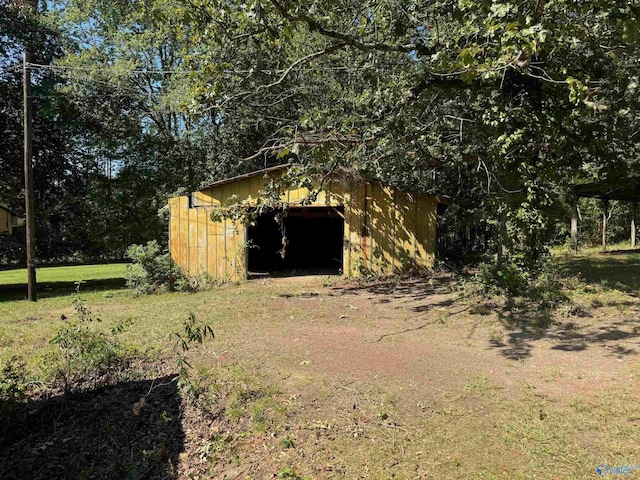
[477,261,530,297]
[476,260,566,305]
[126,241,216,294]
[174,271,218,293]
[125,240,181,294]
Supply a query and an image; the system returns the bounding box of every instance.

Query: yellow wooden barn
[169,165,447,281]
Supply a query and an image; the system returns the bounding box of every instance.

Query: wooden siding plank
[178,197,189,273]
[414,194,436,267]
[370,184,393,274]
[168,198,177,267]
[394,190,414,271]
[352,182,366,275]
[197,208,208,273]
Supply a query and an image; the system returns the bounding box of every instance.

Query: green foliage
[277,467,304,480]
[125,241,181,294]
[126,241,217,294]
[43,292,128,392]
[280,436,295,449]
[171,312,215,399]
[0,356,30,410]
[477,260,566,307]
[477,261,531,297]
[173,312,215,353]
[174,271,218,293]
[4,0,639,289]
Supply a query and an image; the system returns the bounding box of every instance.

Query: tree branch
[269,0,435,56]
[202,42,347,112]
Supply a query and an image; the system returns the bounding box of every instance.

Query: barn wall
[169,174,438,281]
[169,196,247,282]
[0,209,12,235]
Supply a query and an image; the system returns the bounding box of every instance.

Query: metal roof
[199,164,292,190]
[574,177,640,202]
[198,163,449,204]
[0,205,21,216]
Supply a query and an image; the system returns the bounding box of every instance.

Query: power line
[28,93,143,98]
[27,62,356,76]
[27,62,193,75]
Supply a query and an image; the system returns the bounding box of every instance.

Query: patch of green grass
[0,263,129,302]
[0,278,277,364]
[0,263,128,285]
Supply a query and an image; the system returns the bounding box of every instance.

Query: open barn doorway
[247,207,344,276]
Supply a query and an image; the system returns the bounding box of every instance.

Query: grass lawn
[0,263,128,300]
[1,255,639,479]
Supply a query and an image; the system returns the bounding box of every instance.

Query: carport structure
[572,177,640,251]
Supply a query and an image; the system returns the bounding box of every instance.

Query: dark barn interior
[247,207,344,275]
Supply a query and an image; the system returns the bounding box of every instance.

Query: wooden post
[23,52,37,301]
[602,199,608,252]
[632,202,637,249]
[571,200,579,254]
[498,208,507,266]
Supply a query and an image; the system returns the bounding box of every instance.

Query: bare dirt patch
[3,271,640,479]
[173,273,640,478]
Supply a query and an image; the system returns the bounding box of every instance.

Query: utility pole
[23,52,37,301]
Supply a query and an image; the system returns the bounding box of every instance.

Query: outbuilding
[0,205,25,236]
[169,165,447,281]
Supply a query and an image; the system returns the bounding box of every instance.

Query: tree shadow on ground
[333,273,458,303]
[0,278,127,302]
[0,375,183,480]
[488,315,640,361]
[556,250,640,293]
[481,250,640,360]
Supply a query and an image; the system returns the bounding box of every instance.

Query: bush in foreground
[126,241,217,294]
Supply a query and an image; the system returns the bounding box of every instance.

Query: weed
[435,309,449,324]
[277,466,303,479]
[489,329,502,342]
[463,375,495,396]
[43,289,128,392]
[323,276,337,287]
[111,318,133,335]
[174,271,219,293]
[280,436,295,449]
[0,356,30,410]
[170,312,214,399]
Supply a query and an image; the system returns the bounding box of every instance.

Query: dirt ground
[179,273,640,479]
[2,271,639,479]
[215,274,638,401]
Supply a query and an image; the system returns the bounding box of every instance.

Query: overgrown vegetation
[41,284,130,392]
[126,241,217,294]
[0,356,30,411]
[2,0,639,284]
[171,311,215,400]
[125,241,181,294]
